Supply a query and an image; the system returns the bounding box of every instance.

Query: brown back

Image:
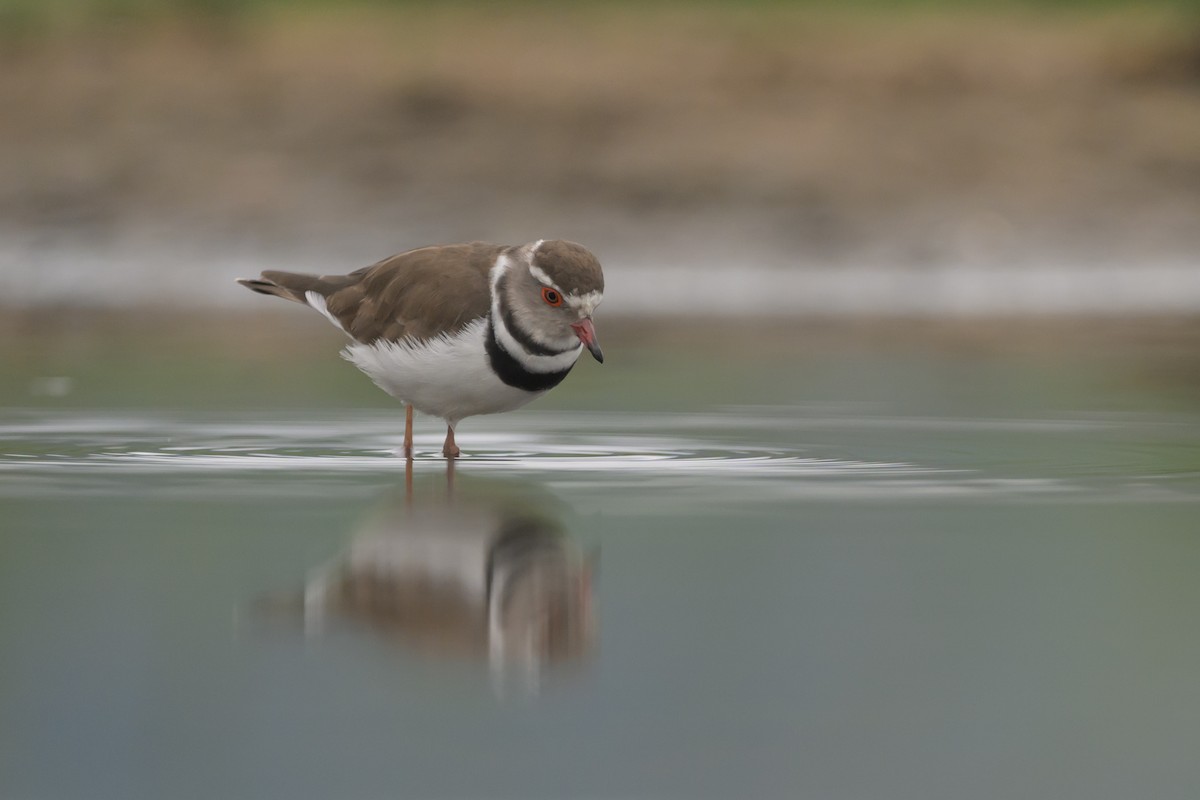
[263,242,502,344]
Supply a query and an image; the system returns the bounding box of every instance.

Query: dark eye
[542,287,563,307]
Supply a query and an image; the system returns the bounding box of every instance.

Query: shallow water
[3,354,1200,798]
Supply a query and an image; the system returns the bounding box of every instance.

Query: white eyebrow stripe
[527,258,603,313]
[566,290,603,308]
[566,290,603,316]
[527,264,563,293]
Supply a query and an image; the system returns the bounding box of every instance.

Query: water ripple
[1,408,1198,503]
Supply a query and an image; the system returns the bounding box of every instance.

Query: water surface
[2,352,1200,799]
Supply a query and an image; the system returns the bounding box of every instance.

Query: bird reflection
[291,468,596,693]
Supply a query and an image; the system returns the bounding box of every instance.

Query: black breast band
[485,320,574,392]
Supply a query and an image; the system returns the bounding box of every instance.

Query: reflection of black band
[484,519,564,615]
[485,319,573,392]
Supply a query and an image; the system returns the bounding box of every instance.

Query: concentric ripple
[1,408,1198,503]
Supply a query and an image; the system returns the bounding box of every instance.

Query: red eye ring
[541,287,563,307]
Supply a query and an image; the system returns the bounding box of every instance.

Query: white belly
[341,319,545,423]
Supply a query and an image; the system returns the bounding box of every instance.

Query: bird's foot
[442,426,460,459]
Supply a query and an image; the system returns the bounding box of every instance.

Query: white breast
[340,319,542,424]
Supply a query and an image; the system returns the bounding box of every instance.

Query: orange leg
[442,424,460,459]
[403,405,414,459]
[404,452,414,503]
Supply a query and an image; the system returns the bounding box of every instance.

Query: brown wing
[242,242,503,344]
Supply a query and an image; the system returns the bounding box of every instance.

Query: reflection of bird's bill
[300,475,596,679]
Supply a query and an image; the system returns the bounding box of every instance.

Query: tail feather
[237,270,336,305]
[238,270,363,338]
[236,277,304,303]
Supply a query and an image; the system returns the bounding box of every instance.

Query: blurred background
[1,0,1198,406]
[2,0,1199,316]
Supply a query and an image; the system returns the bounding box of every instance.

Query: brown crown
[532,240,605,295]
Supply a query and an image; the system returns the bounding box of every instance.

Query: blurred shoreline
[6,246,1200,314]
[3,307,1199,356]
[3,308,1198,414]
[2,4,1199,315]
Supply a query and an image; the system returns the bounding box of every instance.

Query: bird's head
[499,240,605,363]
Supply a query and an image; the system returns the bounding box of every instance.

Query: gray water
[2,392,1200,798]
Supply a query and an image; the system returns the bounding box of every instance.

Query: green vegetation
[2,0,1198,29]
[0,0,1193,52]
